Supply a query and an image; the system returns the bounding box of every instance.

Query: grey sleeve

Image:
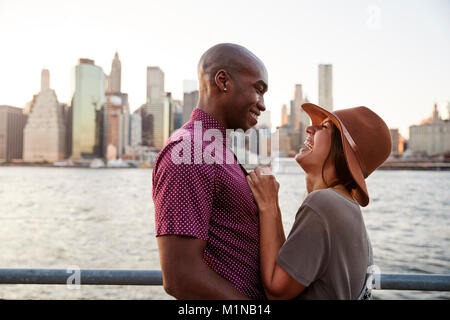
[276,205,330,287]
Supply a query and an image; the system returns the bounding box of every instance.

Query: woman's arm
[247,167,306,299]
[258,201,286,298]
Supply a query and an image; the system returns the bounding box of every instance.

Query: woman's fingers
[255,166,273,177]
[251,167,278,189]
[260,166,273,176]
[246,175,253,186]
[246,174,258,193]
[249,167,279,195]
[249,170,258,183]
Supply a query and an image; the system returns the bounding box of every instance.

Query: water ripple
[0,167,448,300]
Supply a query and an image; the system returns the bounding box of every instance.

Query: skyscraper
[71,58,105,160]
[104,94,129,159]
[288,84,309,150]
[41,69,50,91]
[319,64,333,112]
[281,104,288,126]
[23,69,66,161]
[141,94,171,150]
[141,66,170,150]
[170,98,183,133]
[106,52,121,94]
[290,84,303,131]
[0,105,27,161]
[172,102,183,132]
[63,103,72,159]
[130,111,142,147]
[147,66,165,104]
[139,104,153,147]
[182,90,199,125]
[104,52,130,159]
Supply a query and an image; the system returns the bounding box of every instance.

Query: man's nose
[257,98,266,112]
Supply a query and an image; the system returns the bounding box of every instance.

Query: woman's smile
[304,138,314,150]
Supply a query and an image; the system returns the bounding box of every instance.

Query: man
[152,43,268,299]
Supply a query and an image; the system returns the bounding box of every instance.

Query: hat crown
[333,107,391,176]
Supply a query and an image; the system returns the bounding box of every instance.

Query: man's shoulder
[154,126,194,164]
[155,123,229,169]
[153,127,219,179]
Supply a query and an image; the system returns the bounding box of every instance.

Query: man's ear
[214,69,230,92]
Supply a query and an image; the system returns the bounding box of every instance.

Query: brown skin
[158,236,248,299]
[157,43,268,300]
[197,43,268,131]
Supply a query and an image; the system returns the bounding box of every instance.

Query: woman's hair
[322,122,358,192]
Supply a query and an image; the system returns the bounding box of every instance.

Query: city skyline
[0,0,449,138]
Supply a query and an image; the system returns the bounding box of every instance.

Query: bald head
[198,43,266,90]
[196,43,268,131]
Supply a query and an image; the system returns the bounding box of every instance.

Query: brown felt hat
[301,103,392,207]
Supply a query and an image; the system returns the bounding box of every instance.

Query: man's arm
[157,235,249,300]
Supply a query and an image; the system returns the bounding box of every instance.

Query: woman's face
[295,117,334,174]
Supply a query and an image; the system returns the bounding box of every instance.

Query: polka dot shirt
[152,108,265,300]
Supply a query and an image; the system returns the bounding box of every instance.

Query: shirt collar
[191,108,225,131]
[190,108,244,167]
[190,108,230,145]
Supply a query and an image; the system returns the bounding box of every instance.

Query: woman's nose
[306,125,315,135]
[306,124,322,135]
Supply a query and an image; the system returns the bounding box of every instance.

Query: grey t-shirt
[276,188,371,300]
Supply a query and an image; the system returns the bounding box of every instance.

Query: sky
[0,0,449,138]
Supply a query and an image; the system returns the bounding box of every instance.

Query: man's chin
[234,124,252,132]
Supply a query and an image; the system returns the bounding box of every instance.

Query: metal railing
[0,268,450,292]
[0,269,162,286]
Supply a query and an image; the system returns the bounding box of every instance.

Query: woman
[246,103,391,300]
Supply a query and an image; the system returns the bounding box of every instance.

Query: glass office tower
[71,59,105,159]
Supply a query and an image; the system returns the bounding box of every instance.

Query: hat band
[333,113,368,178]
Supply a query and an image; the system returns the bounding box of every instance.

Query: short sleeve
[276,205,330,286]
[152,143,215,240]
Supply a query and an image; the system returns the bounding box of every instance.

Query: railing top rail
[0,269,449,292]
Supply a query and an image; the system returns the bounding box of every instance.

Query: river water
[0,166,449,300]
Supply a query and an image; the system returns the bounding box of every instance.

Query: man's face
[226,62,268,131]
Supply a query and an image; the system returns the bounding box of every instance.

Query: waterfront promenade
[379,161,450,171]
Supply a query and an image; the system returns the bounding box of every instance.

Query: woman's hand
[246,166,280,213]
[248,167,291,299]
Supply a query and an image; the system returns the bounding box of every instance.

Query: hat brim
[301,103,369,207]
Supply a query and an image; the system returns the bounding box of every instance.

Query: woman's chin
[295,152,305,166]
[295,148,314,172]
[295,148,310,161]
